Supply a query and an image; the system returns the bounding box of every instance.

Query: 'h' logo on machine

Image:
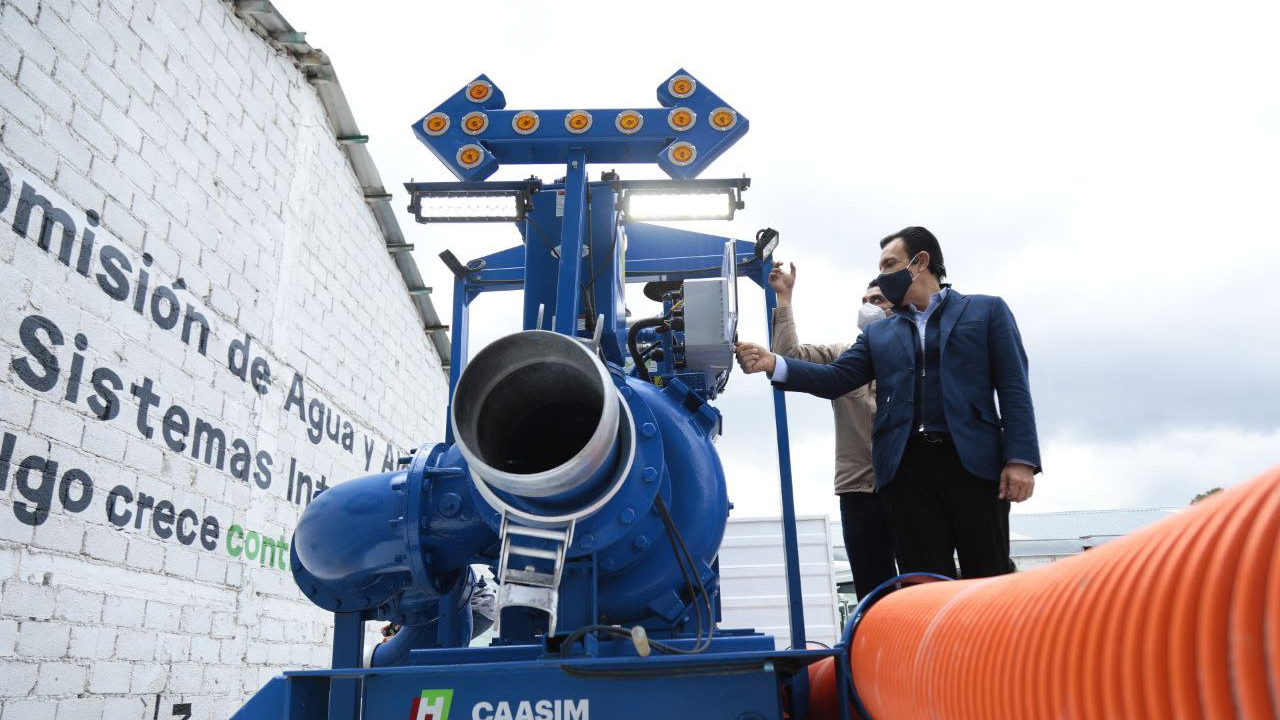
[409,689,453,720]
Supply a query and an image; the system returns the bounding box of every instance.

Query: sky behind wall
[273,0,1280,519]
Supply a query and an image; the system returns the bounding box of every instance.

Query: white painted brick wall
[0,0,448,718]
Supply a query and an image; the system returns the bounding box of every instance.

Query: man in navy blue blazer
[735,227,1041,579]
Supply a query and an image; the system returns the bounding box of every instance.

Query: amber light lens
[462,112,488,134]
[513,112,539,133]
[668,142,696,166]
[616,111,643,134]
[457,146,483,168]
[668,75,695,98]
[566,111,592,133]
[668,108,695,131]
[711,108,737,131]
[424,113,449,136]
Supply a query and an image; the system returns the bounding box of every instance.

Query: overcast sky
[274,0,1280,519]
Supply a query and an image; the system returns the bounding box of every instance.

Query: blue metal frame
[555,149,588,334]
[233,71,851,720]
[763,283,807,653]
[327,613,363,720]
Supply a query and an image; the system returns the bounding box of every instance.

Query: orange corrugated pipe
[807,465,1280,720]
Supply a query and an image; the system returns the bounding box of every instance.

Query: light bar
[623,189,737,222]
[411,190,526,223]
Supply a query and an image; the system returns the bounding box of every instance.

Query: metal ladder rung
[507,546,559,561]
[505,525,572,541]
[505,568,555,586]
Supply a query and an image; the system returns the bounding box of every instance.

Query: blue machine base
[235,646,835,720]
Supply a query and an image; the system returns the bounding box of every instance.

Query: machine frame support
[764,283,808,659]
[553,148,589,335]
[327,612,363,720]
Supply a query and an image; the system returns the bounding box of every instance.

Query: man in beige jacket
[769,262,897,599]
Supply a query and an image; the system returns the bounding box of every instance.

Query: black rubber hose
[627,318,668,382]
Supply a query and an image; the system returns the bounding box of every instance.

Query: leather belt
[913,430,950,444]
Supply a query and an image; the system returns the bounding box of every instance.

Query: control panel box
[680,242,738,393]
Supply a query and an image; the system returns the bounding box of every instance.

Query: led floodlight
[623,189,737,222]
[406,184,536,224]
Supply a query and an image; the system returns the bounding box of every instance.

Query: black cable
[714,368,731,395]
[557,624,689,659]
[654,495,715,653]
[582,195,597,332]
[670,498,715,652]
[581,282,594,334]
[782,640,832,650]
[558,624,626,659]
[626,317,667,382]
[557,495,718,660]
[585,205,621,289]
[525,214,558,255]
[556,498,710,659]
[655,496,704,652]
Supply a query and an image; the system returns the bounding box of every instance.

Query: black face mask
[876,253,923,306]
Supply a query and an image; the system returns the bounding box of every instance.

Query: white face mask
[857,303,887,330]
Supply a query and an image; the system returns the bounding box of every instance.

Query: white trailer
[717,515,843,649]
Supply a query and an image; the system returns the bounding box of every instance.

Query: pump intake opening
[452,331,625,499]
[475,362,603,474]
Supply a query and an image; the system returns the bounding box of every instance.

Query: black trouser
[838,491,898,599]
[880,434,1013,579]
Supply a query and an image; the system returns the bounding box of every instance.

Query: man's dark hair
[866,279,879,290]
[880,226,946,281]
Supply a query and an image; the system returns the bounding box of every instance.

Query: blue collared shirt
[906,287,949,351]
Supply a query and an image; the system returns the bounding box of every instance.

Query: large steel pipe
[451,330,626,503]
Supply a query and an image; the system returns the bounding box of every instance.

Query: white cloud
[1026,427,1280,512]
[273,0,1280,513]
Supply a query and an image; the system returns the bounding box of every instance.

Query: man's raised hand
[768,261,796,303]
[734,342,776,375]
